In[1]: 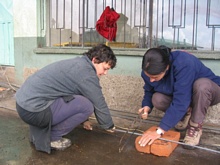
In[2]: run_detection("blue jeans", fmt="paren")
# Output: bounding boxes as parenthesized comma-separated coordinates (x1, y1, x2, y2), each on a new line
(50, 95, 94, 141)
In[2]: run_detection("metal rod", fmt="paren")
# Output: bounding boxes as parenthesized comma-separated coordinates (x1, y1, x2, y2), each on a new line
(118, 114, 142, 153)
(109, 109, 220, 133)
(114, 128, 220, 154)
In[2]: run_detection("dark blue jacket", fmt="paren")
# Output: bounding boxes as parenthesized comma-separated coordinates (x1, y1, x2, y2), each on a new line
(141, 51, 220, 131)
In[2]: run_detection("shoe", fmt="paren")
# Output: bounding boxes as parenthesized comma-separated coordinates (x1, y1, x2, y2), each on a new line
(183, 120, 202, 149)
(175, 107, 192, 131)
(50, 138, 72, 150)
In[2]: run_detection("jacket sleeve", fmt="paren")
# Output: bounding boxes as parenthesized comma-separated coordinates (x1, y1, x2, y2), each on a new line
(77, 75, 114, 129)
(159, 58, 196, 131)
(141, 71, 154, 111)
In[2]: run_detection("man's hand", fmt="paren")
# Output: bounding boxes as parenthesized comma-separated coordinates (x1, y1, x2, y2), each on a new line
(83, 120, 93, 131)
(138, 106, 151, 120)
(138, 130, 161, 146)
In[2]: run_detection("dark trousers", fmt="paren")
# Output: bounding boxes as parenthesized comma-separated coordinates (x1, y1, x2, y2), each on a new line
(50, 95, 94, 141)
(16, 103, 52, 153)
(151, 78, 220, 124)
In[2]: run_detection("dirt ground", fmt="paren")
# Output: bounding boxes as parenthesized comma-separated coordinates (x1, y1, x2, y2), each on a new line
(0, 87, 220, 165)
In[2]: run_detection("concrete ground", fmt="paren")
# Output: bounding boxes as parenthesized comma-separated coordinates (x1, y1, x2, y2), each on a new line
(0, 89, 220, 165)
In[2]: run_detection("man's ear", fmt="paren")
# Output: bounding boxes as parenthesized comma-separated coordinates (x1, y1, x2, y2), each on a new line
(92, 57, 99, 64)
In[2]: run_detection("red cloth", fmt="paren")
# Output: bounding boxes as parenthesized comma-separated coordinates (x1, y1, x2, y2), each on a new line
(96, 6, 120, 41)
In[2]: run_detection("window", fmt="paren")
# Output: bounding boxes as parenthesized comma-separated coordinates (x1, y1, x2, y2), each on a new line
(43, 0, 220, 50)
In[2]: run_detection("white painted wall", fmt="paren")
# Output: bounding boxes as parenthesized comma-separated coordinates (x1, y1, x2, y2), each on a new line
(13, 0, 37, 37)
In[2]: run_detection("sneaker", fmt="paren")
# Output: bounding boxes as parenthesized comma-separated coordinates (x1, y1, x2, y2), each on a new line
(175, 107, 192, 131)
(183, 120, 202, 149)
(50, 138, 72, 150)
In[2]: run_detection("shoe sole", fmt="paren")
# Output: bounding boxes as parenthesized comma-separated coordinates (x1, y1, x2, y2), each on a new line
(51, 143, 72, 151)
(182, 144, 196, 150)
(182, 140, 200, 150)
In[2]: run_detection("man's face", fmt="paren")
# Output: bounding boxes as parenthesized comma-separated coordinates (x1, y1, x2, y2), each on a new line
(92, 61, 111, 77)
(144, 65, 169, 82)
(144, 71, 166, 82)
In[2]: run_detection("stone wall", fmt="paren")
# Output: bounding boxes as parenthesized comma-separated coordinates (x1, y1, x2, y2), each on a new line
(1, 67, 220, 127)
(100, 74, 220, 127)
(0, 66, 16, 88)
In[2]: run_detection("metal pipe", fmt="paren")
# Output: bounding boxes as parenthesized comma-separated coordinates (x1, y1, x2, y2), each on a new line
(109, 109, 220, 133)
(114, 128, 220, 154)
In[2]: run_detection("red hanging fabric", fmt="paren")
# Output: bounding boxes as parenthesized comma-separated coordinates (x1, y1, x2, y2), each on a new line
(96, 6, 120, 41)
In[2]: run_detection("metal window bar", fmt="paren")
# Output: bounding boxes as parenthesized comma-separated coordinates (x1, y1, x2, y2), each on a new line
(191, 0, 198, 50)
(168, 0, 186, 49)
(40, 0, 45, 31)
(206, 0, 220, 51)
(46, 0, 220, 50)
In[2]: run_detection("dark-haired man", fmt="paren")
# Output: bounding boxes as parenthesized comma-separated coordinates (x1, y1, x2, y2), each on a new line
(16, 44, 117, 153)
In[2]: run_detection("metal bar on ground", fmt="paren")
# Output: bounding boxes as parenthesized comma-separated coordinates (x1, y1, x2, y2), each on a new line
(114, 128, 220, 154)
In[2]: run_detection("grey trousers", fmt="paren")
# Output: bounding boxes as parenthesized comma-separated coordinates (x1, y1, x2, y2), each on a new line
(50, 95, 94, 141)
(151, 78, 220, 124)
(16, 95, 94, 152)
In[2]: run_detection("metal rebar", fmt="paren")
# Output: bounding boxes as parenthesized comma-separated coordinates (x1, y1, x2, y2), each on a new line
(118, 114, 142, 153)
(114, 128, 220, 154)
(109, 109, 220, 133)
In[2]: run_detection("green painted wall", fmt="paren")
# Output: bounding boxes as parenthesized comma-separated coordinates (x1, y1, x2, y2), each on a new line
(14, 37, 220, 84)
(201, 60, 220, 75)
(0, 0, 14, 65)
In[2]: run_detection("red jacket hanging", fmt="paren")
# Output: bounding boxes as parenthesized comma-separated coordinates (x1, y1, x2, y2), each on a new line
(96, 6, 120, 41)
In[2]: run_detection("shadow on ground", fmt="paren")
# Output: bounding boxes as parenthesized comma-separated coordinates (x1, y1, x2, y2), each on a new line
(0, 88, 220, 165)
(0, 107, 220, 165)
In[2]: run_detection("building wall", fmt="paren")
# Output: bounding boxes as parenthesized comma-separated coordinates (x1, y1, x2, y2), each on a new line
(0, 0, 14, 65)
(12, 0, 220, 127)
(13, 47, 220, 127)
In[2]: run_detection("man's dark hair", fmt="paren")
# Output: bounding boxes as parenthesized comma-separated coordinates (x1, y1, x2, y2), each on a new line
(142, 45, 171, 75)
(84, 44, 117, 69)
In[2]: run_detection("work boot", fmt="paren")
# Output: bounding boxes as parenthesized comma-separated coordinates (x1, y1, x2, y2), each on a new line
(175, 107, 192, 131)
(51, 138, 72, 150)
(183, 120, 202, 149)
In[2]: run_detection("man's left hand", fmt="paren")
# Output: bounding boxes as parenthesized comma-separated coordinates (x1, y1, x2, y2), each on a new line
(138, 130, 161, 146)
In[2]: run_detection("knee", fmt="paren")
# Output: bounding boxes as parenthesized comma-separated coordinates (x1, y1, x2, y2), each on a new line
(84, 98, 94, 114)
(75, 95, 94, 114)
(152, 93, 163, 107)
(193, 78, 212, 93)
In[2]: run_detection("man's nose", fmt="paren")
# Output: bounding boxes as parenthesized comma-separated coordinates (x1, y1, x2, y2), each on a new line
(104, 70, 108, 75)
(150, 78, 155, 82)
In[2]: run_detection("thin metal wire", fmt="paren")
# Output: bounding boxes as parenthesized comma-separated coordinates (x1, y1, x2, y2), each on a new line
(88, 116, 220, 154)
(118, 114, 143, 153)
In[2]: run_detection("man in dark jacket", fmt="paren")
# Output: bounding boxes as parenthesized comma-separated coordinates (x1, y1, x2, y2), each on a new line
(138, 46, 220, 149)
(16, 44, 117, 153)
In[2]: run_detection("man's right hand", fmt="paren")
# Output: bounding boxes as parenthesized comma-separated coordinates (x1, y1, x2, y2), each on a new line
(83, 120, 93, 130)
(138, 106, 151, 120)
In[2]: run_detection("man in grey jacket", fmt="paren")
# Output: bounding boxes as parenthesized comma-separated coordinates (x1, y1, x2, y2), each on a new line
(16, 44, 117, 153)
